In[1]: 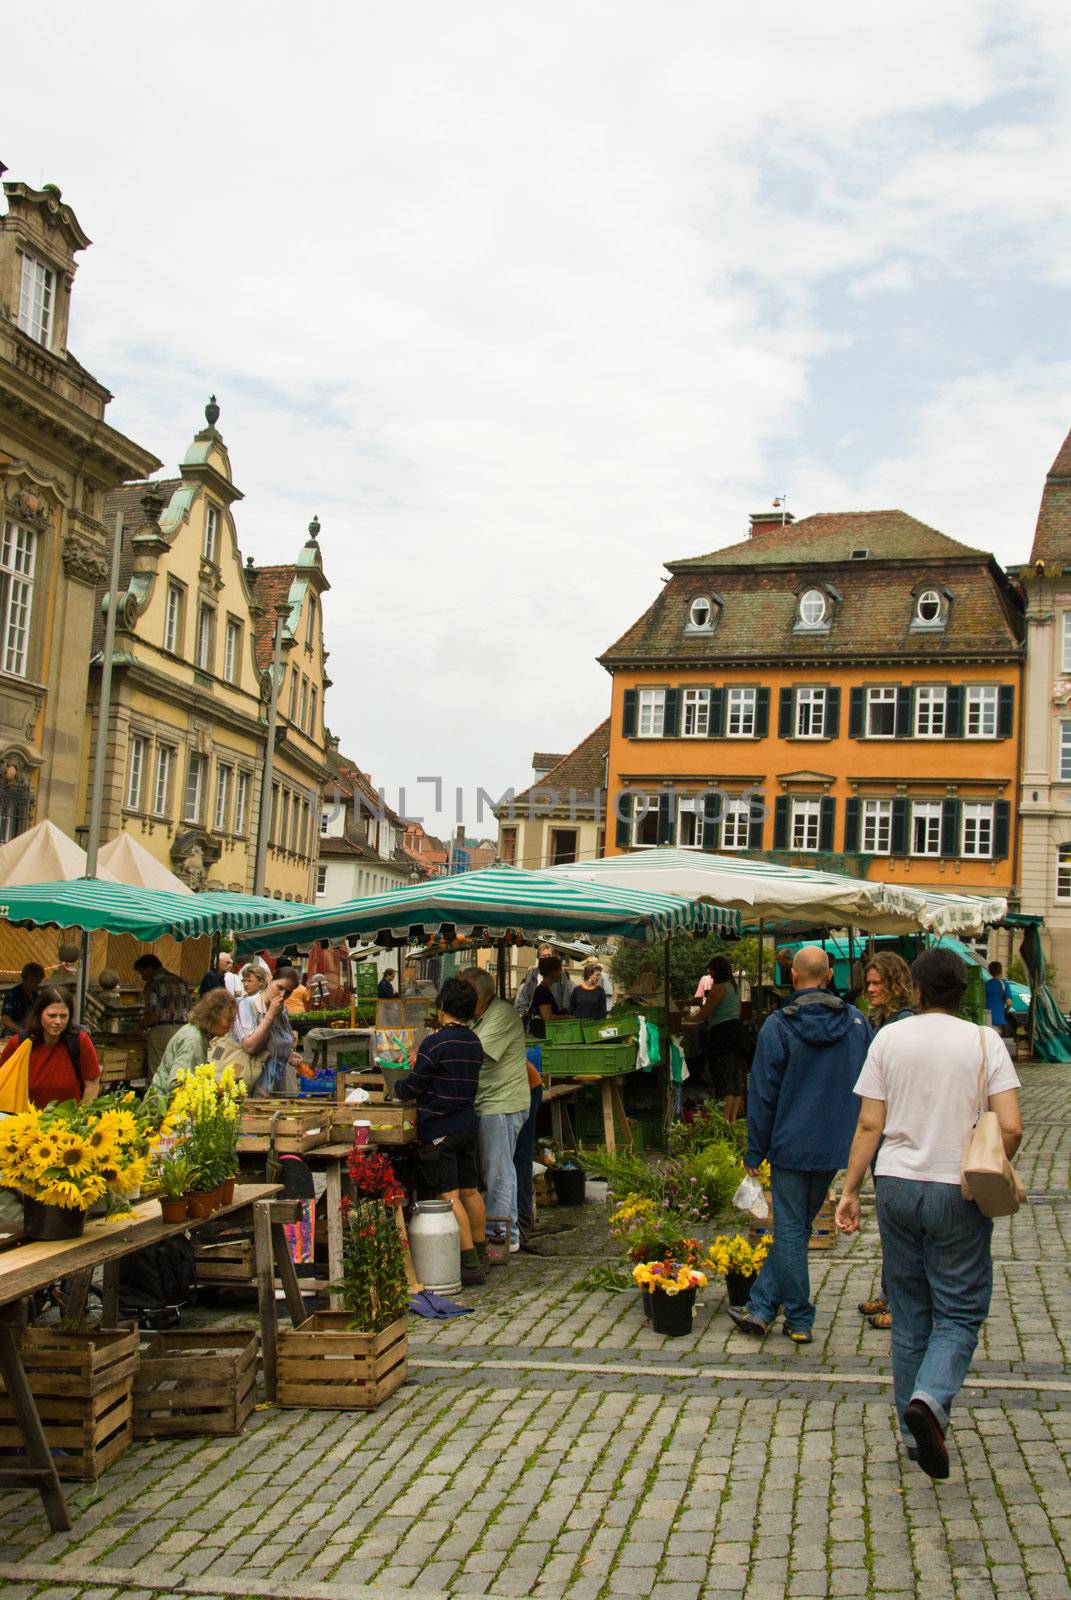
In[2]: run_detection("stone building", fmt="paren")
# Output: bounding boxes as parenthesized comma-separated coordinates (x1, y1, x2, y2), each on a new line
(496, 722, 610, 870)
(89, 401, 330, 900)
(0, 174, 159, 839)
(317, 752, 412, 904)
(1017, 425, 1071, 994)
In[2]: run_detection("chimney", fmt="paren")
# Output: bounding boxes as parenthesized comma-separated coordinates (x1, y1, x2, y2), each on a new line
(749, 509, 794, 537)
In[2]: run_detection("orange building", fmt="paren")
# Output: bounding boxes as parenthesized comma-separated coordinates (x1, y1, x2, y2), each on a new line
(600, 511, 1024, 900)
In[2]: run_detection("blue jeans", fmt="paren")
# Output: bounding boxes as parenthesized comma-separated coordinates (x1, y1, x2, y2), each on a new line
(479, 1110, 527, 1243)
(748, 1167, 835, 1333)
(877, 1176, 992, 1440)
(514, 1084, 543, 1226)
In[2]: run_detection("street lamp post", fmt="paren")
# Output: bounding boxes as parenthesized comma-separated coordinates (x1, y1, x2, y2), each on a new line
(253, 608, 287, 898)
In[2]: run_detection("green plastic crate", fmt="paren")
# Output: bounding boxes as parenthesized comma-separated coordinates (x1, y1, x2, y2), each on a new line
(539, 1039, 638, 1078)
(544, 1017, 584, 1044)
(581, 1016, 639, 1043)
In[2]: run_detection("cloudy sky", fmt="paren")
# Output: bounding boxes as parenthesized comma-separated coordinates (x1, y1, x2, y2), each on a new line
(7, 2, 1071, 838)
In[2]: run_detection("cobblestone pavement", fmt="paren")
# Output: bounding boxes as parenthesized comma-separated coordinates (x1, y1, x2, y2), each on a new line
(0, 1064, 1068, 1600)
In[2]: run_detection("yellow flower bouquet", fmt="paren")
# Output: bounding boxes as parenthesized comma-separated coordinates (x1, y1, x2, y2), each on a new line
(155, 1061, 247, 1216)
(0, 1090, 160, 1237)
(706, 1233, 771, 1280)
(631, 1260, 708, 1296)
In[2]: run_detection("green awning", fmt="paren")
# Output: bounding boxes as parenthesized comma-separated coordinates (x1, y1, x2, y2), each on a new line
(0, 879, 311, 942)
(234, 865, 740, 954)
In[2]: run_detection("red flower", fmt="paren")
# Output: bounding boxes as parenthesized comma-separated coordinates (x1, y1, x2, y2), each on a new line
(346, 1147, 404, 1205)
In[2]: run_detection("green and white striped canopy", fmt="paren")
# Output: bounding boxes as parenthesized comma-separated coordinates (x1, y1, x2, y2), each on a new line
(234, 865, 740, 955)
(547, 848, 1006, 936)
(0, 879, 312, 942)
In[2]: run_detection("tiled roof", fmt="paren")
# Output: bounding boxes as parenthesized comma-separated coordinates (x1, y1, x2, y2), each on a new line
(247, 565, 296, 671)
(532, 752, 565, 768)
(600, 569, 1021, 667)
(95, 479, 183, 650)
(1029, 426, 1071, 565)
(512, 719, 610, 807)
(669, 510, 987, 570)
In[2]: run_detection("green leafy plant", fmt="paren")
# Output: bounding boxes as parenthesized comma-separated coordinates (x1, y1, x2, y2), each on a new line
(334, 1196, 409, 1332)
(155, 1153, 191, 1200)
(668, 1103, 747, 1158)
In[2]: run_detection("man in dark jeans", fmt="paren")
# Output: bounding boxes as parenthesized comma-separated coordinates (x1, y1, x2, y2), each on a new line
(514, 1074, 544, 1248)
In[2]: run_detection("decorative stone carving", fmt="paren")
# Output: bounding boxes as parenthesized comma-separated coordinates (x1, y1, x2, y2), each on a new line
(170, 829, 222, 891)
(22, 695, 42, 741)
(62, 532, 108, 586)
(1052, 677, 1071, 709)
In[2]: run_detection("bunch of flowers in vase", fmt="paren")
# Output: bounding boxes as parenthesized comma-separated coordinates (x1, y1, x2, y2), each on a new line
(0, 1093, 160, 1238)
(706, 1233, 772, 1309)
(160, 1062, 247, 1216)
(335, 1148, 408, 1332)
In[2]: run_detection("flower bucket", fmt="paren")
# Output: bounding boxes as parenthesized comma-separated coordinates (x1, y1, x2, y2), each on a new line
(550, 1165, 586, 1206)
(651, 1286, 696, 1337)
(159, 1196, 189, 1224)
(21, 1198, 87, 1241)
(187, 1191, 215, 1219)
(725, 1271, 752, 1309)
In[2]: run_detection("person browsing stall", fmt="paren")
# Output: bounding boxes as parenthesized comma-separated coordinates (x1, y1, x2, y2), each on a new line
(460, 967, 532, 1257)
(149, 988, 238, 1099)
(1, 963, 45, 1036)
(0, 984, 101, 1107)
(856, 951, 916, 1332)
(395, 977, 487, 1286)
(526, 954, 571, 1039)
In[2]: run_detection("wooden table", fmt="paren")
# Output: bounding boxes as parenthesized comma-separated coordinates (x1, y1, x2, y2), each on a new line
(543, 1077, 633, 1152)
(0, 1183, 304, 1533)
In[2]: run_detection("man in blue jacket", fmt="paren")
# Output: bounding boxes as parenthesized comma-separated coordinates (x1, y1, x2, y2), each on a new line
(729, 945, 872, 1344)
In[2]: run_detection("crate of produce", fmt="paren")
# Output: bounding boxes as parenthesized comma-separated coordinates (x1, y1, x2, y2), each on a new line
(195, 1236, 256, 1285)
(94, 1040, 145, 1084)
(581, 1017, 639, 1043)
(540, 1039, 638, 1078)
(237, 1104, 329, 1154)
(277, 1314, 407, 1409)
(544, 1017, 583, 1044)
(134, 1328, 258, 1438)
(0, 1326, 139, 1481)
(332, 1100, 416, 1146)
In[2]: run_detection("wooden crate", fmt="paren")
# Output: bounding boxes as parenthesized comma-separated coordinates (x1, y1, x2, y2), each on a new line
(195, 1237, 256, 1285)
(237, 1103, 329, 1154)
(332, 1090, 417, 1146)
(134, 1328, 258, 1437)
(747, 1191, 837, 1252)
(94, 1040, 145, 1084)
(278, 1314, 407, 1410)
(0, 1326, 138, 1481)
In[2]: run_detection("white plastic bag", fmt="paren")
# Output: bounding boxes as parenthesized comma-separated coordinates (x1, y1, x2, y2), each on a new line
(344, 1087, 372, 1105)
(732, 1175, 770, 1220)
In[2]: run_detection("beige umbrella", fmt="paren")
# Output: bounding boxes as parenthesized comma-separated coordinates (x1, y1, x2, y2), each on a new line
(0, 820, 120, 886)
(97, 832, 193, 894)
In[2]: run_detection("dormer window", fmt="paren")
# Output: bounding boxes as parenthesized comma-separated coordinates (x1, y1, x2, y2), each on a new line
(798, 589, 828, 628)
(17, 254, 54, 347)
(910, 584, 950, 631)
(685, 594, 718, 634)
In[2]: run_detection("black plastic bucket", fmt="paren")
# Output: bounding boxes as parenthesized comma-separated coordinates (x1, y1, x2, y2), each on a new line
(550, 1165, 586, 1206)
(651, 1286, 696, 1337)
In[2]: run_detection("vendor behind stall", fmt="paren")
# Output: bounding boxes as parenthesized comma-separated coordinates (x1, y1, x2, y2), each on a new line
(0, 984, 101, 1107)
(569, 960, 608, 1020)
(135, 954, 191, 1075)
(395, 977, 486, 1285)
(526, 954, 571, 1039)
(1, 962, 44, 1036)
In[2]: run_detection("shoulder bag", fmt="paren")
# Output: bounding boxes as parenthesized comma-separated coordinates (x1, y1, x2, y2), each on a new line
(206, 1034, 266, 1092)
(961, 1027, 1025, 1217)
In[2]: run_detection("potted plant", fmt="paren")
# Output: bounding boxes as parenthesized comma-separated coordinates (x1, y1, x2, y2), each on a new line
(155, 1153, 192, 1222)
(706, 1233, 772, 1309)
(609, 1195, 701, 1317)
(632, 1260, 708, 1337)
(163, 1062, 247, 1213)
(278, 1147, 410, 1409)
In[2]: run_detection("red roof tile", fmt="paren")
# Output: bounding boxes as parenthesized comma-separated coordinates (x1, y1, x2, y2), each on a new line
(670, 510, 987, 570)
(512, 719, 610, 808)
(1029, 426, 1071, 565)
(247, 565, 297, 671)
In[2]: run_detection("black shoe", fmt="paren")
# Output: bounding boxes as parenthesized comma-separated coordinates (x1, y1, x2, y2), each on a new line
(903, 1400, 949, 1480)
(460, 1262, 486, 1286)
(727, 1306, 769, 1337)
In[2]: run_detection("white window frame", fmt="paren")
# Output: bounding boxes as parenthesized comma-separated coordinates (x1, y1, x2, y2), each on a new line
(1056, 845, 1071, 901)
(681, 688, 710, 738)
(0, 522, 37, 678)
(1062, 614, 1071, 674)
(234, 770, 250, 836)
(791, 798, 821, 851)
(795, 686, 826, 739)
(721, 798, 750, 852)
(915, 590, 943, 625)
(798, 589, 827, 627)
(961, 801, 994, 859)
(911, 800, 942, 858)
(637, 689, 666, 738)
(687, 596, 714, 631)
(631, 793, 663, 847)
(862, 798, 892, 855)
(126, 735, 147, 812)
(914, 686, 947, 739)
(1060, 724, 1071, 783)
(183, 754, 206, 824)
(965, 685, 998, 739)
(17, 254, 54, 346)
(153, 746, 174, 818)
(288, 669, 299, 721)
(726, 686, 756, 738)
(866, 686, 897, 739)
(224, 618, 241, 683)
(676, 796, 703, 849)
(203, 504, 220, 564)
(316, 865, 328, 896)
(164, 583, 182, 654)
(195, 606, 214, 672)
(213, 764, 233, 833)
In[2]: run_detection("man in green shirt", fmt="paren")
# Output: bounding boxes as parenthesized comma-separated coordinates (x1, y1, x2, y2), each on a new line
(460, 968, 531, 1255)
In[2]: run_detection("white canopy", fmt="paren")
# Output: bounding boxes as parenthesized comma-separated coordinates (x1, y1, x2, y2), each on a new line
(97, 832, 193, 894)
(0, 821, 119, 887)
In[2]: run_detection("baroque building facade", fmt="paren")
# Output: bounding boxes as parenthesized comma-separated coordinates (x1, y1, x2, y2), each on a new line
(0, 174, 159, 839)
(88, 402, 330, 899)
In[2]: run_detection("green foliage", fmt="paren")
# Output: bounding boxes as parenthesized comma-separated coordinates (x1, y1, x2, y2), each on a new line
(1008, 955, 1052, 986)
(579, 1145, 665, 1201)
(688, 1142, 745, 1213)
(570, 1265, 633, 1294)
(667, 1103, 747, 1158)
(611, 935, 761, 998)
(334, 1197, 410, 1333)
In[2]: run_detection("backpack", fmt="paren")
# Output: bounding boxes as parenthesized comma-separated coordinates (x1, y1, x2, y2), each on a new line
(20, 1027, 83, 1092)
(117, 1235, 197, 1326)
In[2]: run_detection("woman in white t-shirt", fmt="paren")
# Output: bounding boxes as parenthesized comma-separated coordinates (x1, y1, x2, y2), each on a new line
(836, 947, 1022, 1482)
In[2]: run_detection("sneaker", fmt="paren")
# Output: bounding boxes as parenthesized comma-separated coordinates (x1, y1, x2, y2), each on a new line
(727, 1306, 769, 1337)
(509, 1239, 520, 1254)
(903, 1399, 950, 1481)
(782, 1324, 814, 1345)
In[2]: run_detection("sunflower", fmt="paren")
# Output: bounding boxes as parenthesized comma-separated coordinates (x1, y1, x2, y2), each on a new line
(86, 1123, 117, 1161)
(53, 1134, 93, 1177)
(39, 1178, 87, 1208)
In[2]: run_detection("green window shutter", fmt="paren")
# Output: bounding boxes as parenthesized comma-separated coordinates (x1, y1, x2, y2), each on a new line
(819, 796, 836, 852)
(993, 800, 1011, 860)
(778, 688, 793, 737)
(843, 795, 861, 852)
(702, 792, 721, 851)
(849, 687, 864, 738)
(945, 685, 964, 738)
(614, 792, 632, 848)
(657, 792, 674, 845)
(708, 687, 725, 738)
(748, 796, 764, 850)
(773, 796, 789, 850)
(825, 687, 840, 740)
(663, 688, 680, 738)
(941, 798, 961, 857)
(997, 686, 1014, 739)
(622, 689, 637, 738)
(891, 796, 909, 855)
(754, 686, 770, 739)
(895, 687, 913, 738)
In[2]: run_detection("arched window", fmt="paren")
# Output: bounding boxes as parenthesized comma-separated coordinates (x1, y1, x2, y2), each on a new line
(916, 589, 942, 625)
(798, 589, 827, 627)
(688, 596, 712, 629)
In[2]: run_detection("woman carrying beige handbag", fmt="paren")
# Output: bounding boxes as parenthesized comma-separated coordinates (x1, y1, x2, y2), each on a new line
(836, 947, 1023, 1482)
